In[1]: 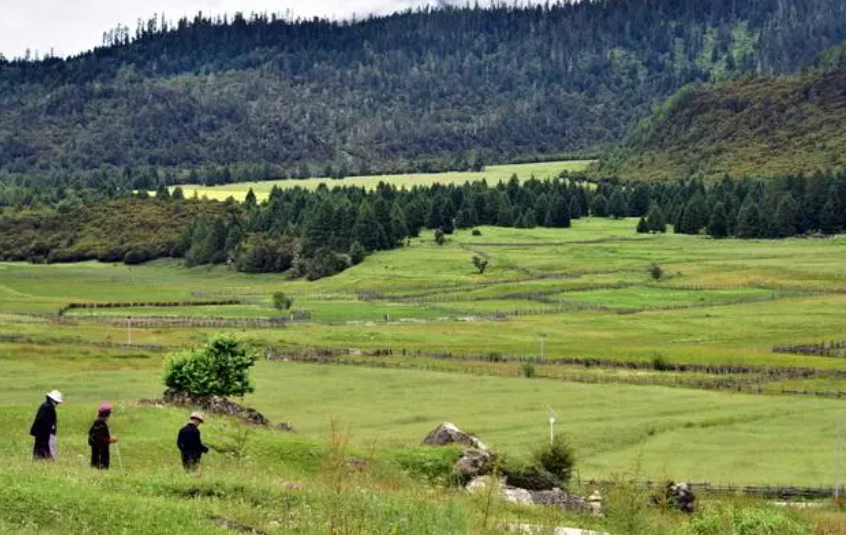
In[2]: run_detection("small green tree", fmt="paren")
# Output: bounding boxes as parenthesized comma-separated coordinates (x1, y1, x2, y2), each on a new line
(272, 291, 293, 310)
(472, 255, 489, 274)
(349, 241, 367, 265)
(532, 433, 575, 488)
(645, 203, 666, 233)
(164, 334, 258, 397)
(636, 217, 649, 233)
(590, 194, 609, 217)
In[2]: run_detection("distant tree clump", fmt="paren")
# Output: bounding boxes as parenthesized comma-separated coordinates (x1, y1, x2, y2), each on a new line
(272, 291, 293, 311)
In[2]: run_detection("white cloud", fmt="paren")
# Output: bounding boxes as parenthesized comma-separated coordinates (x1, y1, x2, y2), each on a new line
(0, 0, 456, 59)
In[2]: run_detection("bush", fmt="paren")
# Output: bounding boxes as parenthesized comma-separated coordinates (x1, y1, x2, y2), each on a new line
(164, 333, 258, 397)
(520, 362, 536, 378)
(532, 433, 575, 488)
(649, 263, 664, 280)
(651, 354, 673, 371)
(471, 229, 482, 236)
(434, 228, 446, 246)
(504, 466, 560, 490)
(272, 291, 293, 310)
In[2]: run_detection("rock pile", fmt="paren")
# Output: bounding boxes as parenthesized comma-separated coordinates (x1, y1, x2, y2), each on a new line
(139, 389, 295, 431)
(422, 422, 587, 513)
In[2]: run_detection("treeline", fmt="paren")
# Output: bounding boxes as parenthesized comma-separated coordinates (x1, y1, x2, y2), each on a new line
(2, 0, 846, 176)
(0, 177, 588, 278)
(1, 171, 844, 279)
(631, 173, 846, 238)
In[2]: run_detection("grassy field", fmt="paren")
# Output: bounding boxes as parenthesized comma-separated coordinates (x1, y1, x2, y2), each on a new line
(171, 160, 593, 201)
(2, 219, 846, 534)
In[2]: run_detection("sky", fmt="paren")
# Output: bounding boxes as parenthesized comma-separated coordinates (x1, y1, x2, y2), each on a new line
(0, 0, 457, 59)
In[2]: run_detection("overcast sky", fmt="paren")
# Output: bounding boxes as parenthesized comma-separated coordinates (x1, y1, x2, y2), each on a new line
(0, 0, 458, 59)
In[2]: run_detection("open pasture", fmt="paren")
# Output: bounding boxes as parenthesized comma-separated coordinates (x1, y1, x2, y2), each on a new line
(171, 160, 593, 201)
(1, 219, 845, 370)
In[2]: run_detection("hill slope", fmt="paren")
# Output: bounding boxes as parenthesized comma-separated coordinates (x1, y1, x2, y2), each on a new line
(2, 0, 846, 179)
(597, 49, 846, 181)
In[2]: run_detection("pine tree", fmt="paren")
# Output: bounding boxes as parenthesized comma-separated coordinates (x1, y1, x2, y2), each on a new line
(590, 194, 609, 217)
(707, 202, 729, 239)
(820, 186, 845, 235)
(629, 185, 651, 217)
(772, 194, 798, 238)
(568, 197, 583, 219)
(636, 217, 649, 233)
(645, 204, 666, 233)
(608, 190, 628, 219)
(680, 193, 708, 235)
(736, 201, 762, 239)
(244, 188, 257, 208)
(352, 201, 387, 250)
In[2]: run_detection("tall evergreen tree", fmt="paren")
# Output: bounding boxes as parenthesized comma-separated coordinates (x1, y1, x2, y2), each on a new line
(707, 202, 729, 239)
(646, 203, 667, 233)
(736, 201, 762, 239)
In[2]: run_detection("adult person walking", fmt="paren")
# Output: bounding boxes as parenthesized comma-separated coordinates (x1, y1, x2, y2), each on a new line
(30, 390, 62, 461)
(88, 403, 118, 469)
(177, 412, 209, 473)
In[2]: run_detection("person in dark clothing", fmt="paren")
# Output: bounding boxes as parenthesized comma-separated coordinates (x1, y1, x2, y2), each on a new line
(30, 390, 62, 461)
(177, 412, 209, 471)
(88, 403, 118, 469)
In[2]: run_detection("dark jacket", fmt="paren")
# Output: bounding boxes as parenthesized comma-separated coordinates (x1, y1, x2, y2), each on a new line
(30, 400, 57, 440)
(177, 423, 209, 465)
(88, 418, 112, 469)
(88, 418, 111, 447)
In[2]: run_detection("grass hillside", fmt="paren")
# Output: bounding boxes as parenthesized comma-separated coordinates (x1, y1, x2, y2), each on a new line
(597, 54, 846, 181)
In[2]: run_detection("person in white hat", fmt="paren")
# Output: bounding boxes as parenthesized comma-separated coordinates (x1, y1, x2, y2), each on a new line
(177, 412, 209, 471)
(30, 390, 63, 460)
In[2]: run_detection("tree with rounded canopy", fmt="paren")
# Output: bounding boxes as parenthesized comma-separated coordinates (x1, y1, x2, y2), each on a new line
(164, 334, 258, 397)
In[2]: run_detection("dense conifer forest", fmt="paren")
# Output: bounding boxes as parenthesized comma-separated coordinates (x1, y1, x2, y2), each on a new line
(2, 171, 843, 277)
(2, 0, 846, 179)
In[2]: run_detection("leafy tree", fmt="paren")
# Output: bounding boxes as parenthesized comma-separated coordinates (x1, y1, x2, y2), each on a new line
(164, 334, 258, 397)
(272, 291, 293, 310)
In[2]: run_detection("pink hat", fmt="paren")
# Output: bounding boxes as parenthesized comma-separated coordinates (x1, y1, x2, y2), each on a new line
(98, 403, 113, 414)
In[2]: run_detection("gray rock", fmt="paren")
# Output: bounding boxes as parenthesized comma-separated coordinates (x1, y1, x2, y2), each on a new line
(422, 422, 488, 450)
(454, 448, 493, 477)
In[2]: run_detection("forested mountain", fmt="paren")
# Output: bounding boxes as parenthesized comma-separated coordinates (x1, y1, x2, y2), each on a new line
(2, 0, 846, 182)
(597, 44, 846, 182)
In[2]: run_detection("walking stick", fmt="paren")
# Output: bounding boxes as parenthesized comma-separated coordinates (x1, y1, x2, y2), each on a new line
(114, 443, 126, 475)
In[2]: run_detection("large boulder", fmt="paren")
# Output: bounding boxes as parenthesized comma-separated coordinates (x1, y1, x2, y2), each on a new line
(139, 390, 295, 431)
(422, 422, 488, 451)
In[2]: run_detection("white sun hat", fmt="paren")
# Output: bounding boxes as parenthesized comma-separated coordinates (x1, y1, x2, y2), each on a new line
(46, 390, 64, 404)
(189, 412, 205, 422)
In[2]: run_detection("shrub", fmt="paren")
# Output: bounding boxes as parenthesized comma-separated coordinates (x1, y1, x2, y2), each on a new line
(164, 333, 258, 397)
(472, 255, 488, 274)
(471, 229, 482, 236)
(504, 466, 560, 490)
(434, 228, 446, 246)
(272, 291, 293, 310)
(349, 241, 367, 265)
(651, 354, 673, 371)
(532, 433, 575, 488)
(520, 362, 536, 378)
(649, 263, 664, 280)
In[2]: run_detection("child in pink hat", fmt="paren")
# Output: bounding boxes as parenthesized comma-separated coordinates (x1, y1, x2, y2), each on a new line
(88, 403, 118, 469)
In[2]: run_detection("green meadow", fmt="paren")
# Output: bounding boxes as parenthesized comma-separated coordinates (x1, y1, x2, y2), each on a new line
(2, 217, 846, 534)
(171, 160, 593, 201)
